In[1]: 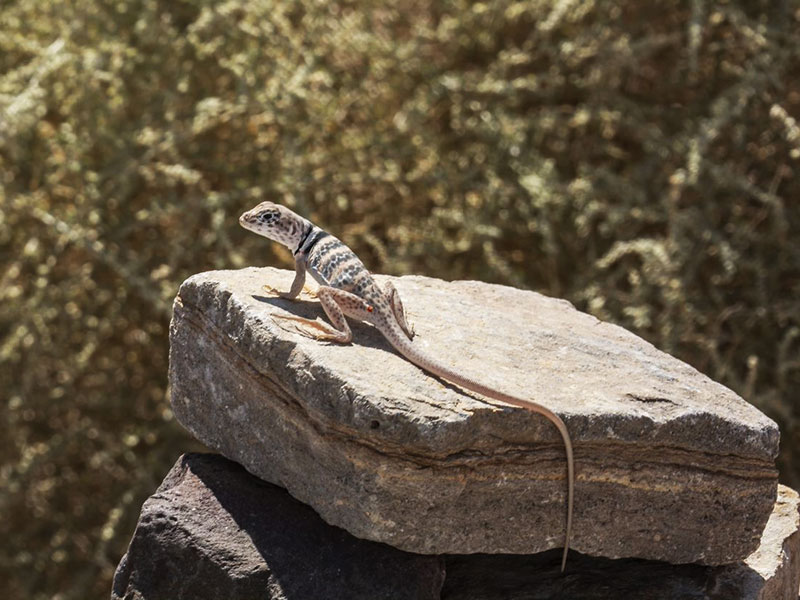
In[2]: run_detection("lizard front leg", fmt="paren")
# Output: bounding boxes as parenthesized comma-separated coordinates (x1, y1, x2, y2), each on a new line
(263, 256, 308, 299)
(384, 281, 415, 340)
(273, 286, 374, 343)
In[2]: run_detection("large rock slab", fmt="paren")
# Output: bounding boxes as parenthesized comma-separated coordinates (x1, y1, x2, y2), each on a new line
(442, 485, 800, 599)
(169, 267, 779, 563)
(111, 453, 444, 600)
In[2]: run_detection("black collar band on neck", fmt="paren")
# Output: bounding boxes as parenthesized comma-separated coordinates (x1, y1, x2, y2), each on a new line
(293, 223, 314, 256)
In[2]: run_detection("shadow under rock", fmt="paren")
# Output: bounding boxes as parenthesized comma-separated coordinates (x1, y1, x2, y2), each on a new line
(442, 549, 766, 600)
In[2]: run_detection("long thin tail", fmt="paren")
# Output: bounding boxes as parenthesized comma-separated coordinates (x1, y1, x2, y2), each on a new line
(387, 324, 574, 572)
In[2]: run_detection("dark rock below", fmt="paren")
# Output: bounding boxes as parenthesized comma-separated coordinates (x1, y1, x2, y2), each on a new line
(111, 453, 444, 600)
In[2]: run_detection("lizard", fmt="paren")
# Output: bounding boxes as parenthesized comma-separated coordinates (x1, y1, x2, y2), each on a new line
(239, 201, 575, 571)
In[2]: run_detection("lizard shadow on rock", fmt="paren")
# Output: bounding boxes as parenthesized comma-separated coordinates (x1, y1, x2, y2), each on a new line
(251, 294, 484, 402)
(252, 294, 391, 351)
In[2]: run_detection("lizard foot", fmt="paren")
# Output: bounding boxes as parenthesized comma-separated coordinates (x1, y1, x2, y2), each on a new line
(262, 284, 317, 301)
(262, 284, 292, 299)
(271, 314, 349, 343)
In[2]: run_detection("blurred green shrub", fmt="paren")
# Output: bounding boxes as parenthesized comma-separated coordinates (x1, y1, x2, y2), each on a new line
(1, 0, 798, 597)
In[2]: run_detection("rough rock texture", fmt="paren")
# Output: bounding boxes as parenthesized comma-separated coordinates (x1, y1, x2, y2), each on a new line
(442, 485, 800, 600)
(111, 453, 444, 600)
(727, 484, 800, 600)
(169, 267, 779, 563)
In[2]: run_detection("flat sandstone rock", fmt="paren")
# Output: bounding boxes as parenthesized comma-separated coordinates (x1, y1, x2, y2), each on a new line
(169, 267, 779, 563)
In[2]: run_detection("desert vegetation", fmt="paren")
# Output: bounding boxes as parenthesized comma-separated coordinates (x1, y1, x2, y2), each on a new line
(1, 1, 798, 597)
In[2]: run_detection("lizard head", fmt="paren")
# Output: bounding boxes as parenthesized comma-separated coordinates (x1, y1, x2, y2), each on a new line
(239, 201, 311, 250)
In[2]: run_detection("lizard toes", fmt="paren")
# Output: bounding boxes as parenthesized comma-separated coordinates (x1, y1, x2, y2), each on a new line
(262, 284, 283, 297)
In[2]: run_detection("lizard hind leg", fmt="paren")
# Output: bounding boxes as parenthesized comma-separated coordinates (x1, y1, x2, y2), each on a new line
(272, 286, 372, 344)
(384, 281, 415, 340)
